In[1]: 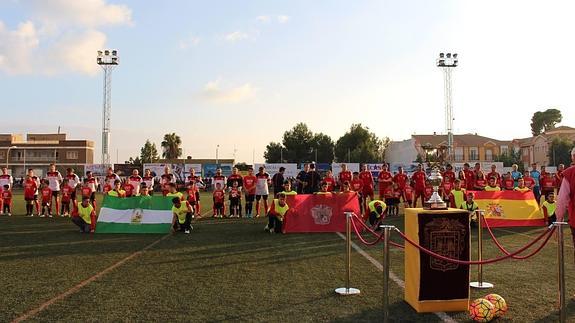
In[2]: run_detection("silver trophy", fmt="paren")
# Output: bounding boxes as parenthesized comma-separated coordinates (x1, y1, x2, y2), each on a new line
(425, 167, 447, 209)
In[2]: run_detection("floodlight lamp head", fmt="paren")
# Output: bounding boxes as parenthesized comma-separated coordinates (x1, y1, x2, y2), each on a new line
(453, 53, 458, 59)
(446, 53, 451, 58)
(439, 53, 445, 58)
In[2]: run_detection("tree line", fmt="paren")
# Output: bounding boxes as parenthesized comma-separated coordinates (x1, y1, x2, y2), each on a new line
(264, 123, 390, 164)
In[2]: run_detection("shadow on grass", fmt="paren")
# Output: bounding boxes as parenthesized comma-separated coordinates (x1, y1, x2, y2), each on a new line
(330, 300, 453, 323)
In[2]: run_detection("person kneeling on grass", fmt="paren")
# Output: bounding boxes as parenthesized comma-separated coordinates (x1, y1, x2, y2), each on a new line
(71, 197, 95, 233)
(171, 197, 193, 234)
(368, 200, 386, 227)
(461, 192, 479, 227)
(265, 192, 289, 233)
(542, 192, 556, 225)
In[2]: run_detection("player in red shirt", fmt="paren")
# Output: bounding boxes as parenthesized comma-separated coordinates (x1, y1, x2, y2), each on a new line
(502, 172, 515, 191)
(377, 164, 393, 200)
(40, 180, 53, 217)
(556, 164, 565, 193)
(441, 178, 454, 201)
(442, 164, 456, 184)
(81, 179, 93, 200)
(522, 171, 535, 189)
(1, 185, 12, 216)
(186, 181, 200, 218)
(423, 180, 434, 201)
(60, 179, 73, 216)
(474, 172, 487, 191)
(23, 174, 38, 216)
(411, 164, 427, 207)
(391, 184, 402, 216)
(462, 163, 475, 191)
(123, 181, 135, 197)
(403, 183, 414, 208)
(212, 183, 226, 217)
(323, 170, 336, 192)
(359, 164, 374, 212)
(486, 164, 501, 186)
(338, 164, 353, 190)
(349, 172, 364, 214)
(229, 181, 242, 217)
(243, 167, 257, 218)
(26, 169, 41, 215)
(540, 172, 555, 202)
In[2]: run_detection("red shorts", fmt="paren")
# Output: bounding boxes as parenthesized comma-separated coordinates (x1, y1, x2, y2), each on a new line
(362, 187, 374, 197)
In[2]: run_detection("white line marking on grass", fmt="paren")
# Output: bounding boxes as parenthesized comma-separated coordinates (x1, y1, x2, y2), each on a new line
(336, 232, 457, 323)
(11, 234, 170, 323)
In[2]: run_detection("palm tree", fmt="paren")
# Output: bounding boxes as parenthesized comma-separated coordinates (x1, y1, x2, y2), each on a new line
(161, 133, 182, 159)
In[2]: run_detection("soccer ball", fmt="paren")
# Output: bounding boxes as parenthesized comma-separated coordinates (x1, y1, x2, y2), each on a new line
(468, 298, 495, 322)
(484, 293, 508, 318)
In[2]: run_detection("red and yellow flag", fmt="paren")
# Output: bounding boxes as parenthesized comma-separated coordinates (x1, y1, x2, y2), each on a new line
(473, 191, 545, 227)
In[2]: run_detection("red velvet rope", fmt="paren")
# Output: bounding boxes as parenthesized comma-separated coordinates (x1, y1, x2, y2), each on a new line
(482, 215, 555, 260)
(396, 226, 556, 265)
(350, 216, 386, 246)
(351, 214, 405, 249)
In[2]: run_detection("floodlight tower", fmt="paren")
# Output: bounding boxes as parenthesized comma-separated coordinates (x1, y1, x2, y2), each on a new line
(436, 52, 458, 161)
(97, 49, 119, 166)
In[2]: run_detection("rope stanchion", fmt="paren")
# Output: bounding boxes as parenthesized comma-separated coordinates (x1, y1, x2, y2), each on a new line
(555, 221, 568, 323)
(396, 225, 556, 265)
(470, 210, 494, 289)
(335, 212, 360, 296)
(380, 225, 394, 323)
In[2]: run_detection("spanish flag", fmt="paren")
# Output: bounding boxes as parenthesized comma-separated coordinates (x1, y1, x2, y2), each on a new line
(473, 191, 545, 227)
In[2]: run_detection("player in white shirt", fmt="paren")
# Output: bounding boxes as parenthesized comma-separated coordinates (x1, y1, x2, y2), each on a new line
(255, 166, 271, 217)
(0, 167, 13, 190)
(142, 169, 155, 194)
(65, 168, 80, 201)
(128, 169, 143, 196)
(45, 163, 63, 215)
(105, 167, 121, 192)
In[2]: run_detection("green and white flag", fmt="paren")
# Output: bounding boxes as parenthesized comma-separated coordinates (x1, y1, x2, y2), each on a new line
(96, 195, 173, 233)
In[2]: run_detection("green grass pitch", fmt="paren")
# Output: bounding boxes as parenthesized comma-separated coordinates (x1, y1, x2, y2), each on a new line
(2, 191, 575, 321)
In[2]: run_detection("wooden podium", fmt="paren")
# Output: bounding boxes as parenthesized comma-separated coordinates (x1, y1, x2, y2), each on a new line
(404, 208, 470, 312)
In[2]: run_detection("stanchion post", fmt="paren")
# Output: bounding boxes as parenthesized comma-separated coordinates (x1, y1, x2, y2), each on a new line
(470, 210, 494, 289)
(381, 225, 395, 323)
(335, 212, 360, 295)
(555, 221, 567, 323)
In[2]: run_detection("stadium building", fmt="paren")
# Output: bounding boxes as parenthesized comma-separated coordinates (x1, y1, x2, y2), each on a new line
(0, 133, 94, 178)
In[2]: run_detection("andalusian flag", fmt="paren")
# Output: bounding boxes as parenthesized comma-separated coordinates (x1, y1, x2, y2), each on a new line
(96, 195, 173, 233)
(473, 191, 545, 227)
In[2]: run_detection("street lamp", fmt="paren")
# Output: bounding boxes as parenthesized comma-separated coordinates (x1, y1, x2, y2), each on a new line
(437, 52, 458, 162)
(6, 145, 17, 168)
(216, 145, 220, 165)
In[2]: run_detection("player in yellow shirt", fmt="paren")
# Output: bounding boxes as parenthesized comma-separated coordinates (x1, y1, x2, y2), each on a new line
(541, 192, 556, 225)
(166, 183, 184, 200)
(171, 197, 193, 234)
(514, 178, 530, 193)
(107, 180, 126, 197)
(484, 177, 501, 191)
(71, 197, 95, 233)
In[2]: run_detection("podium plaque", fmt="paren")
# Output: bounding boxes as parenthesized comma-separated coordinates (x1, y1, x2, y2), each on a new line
(404, 208, 470, 312)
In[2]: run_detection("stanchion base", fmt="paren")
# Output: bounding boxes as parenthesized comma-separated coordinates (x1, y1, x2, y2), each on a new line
(335, 287, 361, 295)
(470, 282, 494, 289)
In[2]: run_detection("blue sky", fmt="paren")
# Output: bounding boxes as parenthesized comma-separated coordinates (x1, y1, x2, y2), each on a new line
(1, 0, 574, 163)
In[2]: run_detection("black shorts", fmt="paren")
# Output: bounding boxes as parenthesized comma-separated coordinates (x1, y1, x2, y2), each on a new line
(385, 198, 395, 206)
(33, 194, 38, 201)
(214, 202, 224, 209)
(187, 199, 197, 206)
(256, 195, 268, 201)
(71, 190, 77, 200)
(52, 190, 60, 197)
(90, 192, 96, 202)
(25, 197, 35, 202)
(195, 191, 200, 201)
(230, 197, 240, 206)
(246, 194, 255, 202)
